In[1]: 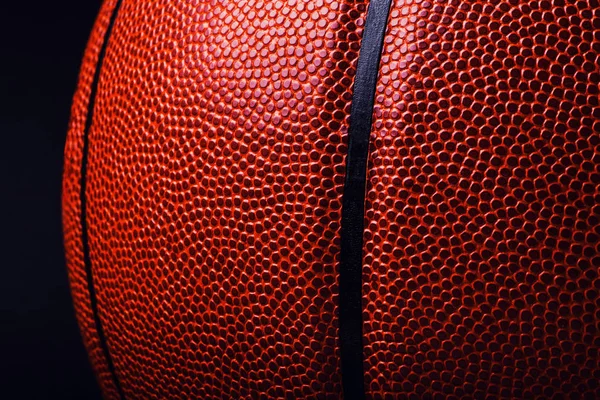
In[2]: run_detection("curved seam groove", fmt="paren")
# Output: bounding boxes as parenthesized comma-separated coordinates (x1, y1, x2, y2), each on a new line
(80, 1, 125, 398)
(339, 0, 394, 399)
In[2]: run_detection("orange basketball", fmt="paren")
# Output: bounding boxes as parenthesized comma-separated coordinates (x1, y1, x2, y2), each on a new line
(63, 0, 600, 398)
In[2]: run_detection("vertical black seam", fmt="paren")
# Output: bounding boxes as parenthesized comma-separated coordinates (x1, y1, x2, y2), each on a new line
(80, 0, 125, 398)
(339, 0, 393, 399)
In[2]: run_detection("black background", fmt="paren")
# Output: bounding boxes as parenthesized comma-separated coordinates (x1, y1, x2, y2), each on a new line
(1, 1, 103, 399)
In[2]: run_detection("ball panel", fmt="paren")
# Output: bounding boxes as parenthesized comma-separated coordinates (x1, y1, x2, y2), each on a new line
(62, 0, 123, 398)
(363, 0, 600, 398)
(79, 0, 366, 398)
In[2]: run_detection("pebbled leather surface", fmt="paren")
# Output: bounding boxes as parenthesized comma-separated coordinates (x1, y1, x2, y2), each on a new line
(65, 0, 366, 398)
(363, 0, 600, 398)
(63, 0, 600, 399)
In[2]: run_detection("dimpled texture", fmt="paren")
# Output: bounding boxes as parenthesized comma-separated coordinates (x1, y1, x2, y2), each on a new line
(363, 0, 600, 399)
(64, 0, 366, 398)
(62, 0, 600, 399)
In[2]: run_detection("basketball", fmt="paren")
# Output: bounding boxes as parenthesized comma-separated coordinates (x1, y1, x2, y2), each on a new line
(63, 0, 600, 398)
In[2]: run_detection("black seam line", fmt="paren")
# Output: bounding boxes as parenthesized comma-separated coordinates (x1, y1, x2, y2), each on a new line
(81, 0, 125, 398)
(339, 0, 393, 399)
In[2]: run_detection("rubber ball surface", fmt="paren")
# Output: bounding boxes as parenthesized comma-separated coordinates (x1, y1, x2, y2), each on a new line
(62, 0, 600, 399)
